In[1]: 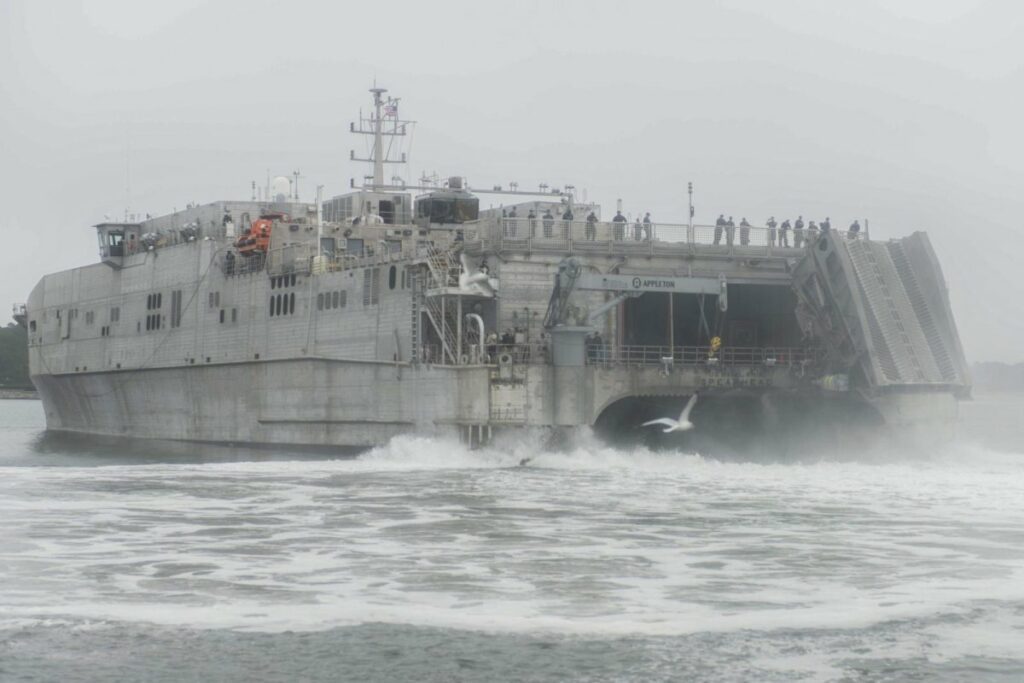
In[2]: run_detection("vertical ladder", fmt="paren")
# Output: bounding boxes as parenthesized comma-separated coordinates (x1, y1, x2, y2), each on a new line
(410, 272, 422, 363)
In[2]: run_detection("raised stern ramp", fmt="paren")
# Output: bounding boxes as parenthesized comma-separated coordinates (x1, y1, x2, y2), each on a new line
(793, 232, 970, 394)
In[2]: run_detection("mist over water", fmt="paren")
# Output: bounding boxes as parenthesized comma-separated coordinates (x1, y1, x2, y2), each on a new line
(1, 397, 1023, 682)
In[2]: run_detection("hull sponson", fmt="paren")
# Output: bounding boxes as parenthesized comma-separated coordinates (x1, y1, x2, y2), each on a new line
(33, 360, 490, 447)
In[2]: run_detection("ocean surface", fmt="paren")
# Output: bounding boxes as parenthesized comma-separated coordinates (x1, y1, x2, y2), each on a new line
(1, 395, 1023, 682)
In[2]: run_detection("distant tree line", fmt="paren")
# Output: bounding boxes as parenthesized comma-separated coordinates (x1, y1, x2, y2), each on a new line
(0, 323, 30, 388)
(971, 362, 1024, 392)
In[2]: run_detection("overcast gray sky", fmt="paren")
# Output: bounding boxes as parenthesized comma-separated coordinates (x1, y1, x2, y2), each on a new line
(2, 0, 1022, 362)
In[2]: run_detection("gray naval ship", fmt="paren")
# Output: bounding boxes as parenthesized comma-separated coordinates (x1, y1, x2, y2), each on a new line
(21, 87, 971, 452)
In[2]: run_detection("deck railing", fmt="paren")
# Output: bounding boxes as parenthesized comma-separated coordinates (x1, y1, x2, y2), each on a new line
(585, 344, 822, 367)
(418, 342, 820, 368)
(476, 217, 867, 256)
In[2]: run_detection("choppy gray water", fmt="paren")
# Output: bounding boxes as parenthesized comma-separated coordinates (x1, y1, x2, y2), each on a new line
(2, 396, 1023, 682)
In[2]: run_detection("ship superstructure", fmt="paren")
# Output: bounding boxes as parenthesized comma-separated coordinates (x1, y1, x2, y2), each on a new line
(21, 88, 971, 450)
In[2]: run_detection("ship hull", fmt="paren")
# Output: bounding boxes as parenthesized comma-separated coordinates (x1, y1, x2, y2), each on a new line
(33, 359, 489, 448)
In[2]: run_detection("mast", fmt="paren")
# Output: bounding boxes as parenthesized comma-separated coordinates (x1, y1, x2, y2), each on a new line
(350, 86, 413, 191)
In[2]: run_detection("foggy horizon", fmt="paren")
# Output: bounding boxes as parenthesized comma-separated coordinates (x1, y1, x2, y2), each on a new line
(3, 0, 1023, 362)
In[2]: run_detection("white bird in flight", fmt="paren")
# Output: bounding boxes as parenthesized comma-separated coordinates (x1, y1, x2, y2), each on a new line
(642, 394, 699, 433)
(459, 253, 494, 297)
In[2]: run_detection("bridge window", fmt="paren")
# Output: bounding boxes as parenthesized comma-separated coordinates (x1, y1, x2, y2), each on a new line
(389, 266, 397, 290)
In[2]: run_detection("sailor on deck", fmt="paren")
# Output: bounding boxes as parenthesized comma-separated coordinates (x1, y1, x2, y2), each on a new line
(612, 211, 627, 241)
(714, 214, 726, 244)
(585, 211, 597, 240)
(779, 219, 791, 247)
(542, 209, 554, 237)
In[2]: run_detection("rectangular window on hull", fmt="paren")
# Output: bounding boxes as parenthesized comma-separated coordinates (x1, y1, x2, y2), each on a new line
(170, 290, 183, 328)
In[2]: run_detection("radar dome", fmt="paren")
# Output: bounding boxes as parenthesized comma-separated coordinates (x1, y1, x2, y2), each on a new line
(272, 176, 291, 202)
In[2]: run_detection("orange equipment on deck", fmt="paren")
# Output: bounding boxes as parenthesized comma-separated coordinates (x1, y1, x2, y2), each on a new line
(234, 212, 285, 256)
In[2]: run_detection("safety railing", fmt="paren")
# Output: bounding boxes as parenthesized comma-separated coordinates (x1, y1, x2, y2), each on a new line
(489, 342, 551, 365)
(484, 217, 867, 256)
(415, 342, 550, 366)
(585, 345, 823, 367)
(256, 242, 417, 276)
(221, 251, 266, 276)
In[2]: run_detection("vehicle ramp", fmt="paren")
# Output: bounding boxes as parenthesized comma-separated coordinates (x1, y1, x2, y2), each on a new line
(791, 232, 970, 394)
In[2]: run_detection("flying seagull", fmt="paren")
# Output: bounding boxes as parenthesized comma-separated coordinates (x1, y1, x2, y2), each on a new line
(642, 394, 698, 433)
(459, 253, 494, 297)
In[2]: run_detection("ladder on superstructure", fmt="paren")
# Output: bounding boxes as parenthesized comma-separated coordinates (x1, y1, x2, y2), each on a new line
(412, 247, 463, 365)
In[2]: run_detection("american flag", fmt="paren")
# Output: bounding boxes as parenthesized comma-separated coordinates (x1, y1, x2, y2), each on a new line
(383, 104, 398, 117)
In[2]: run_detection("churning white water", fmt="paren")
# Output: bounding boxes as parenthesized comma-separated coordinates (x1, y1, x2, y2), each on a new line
(1, 397, 1023, 682)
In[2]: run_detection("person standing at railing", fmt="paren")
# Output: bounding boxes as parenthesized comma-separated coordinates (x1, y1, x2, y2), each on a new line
(820, 217, 831, 234)
(766, 216, 777, 246)
(739, 217, 751, 245)
(527, 209, 537, 237)
(585, 211, 597, 240)
(793, 216, 805, 248)
(643, 212, 652, 240)
(542, 209, 554, 238)
(561, 207, 574, 239)
(726, 216, 736, 246)
(779, 218, 790, 247)
(807, 220, 819, 244)
(714, 214, 726, 244)
(486, 332, 498, 361)
(508, 207, 518, 237)
(848, 219, 860, 239)
(612, 211, 627, 240)
(633, 217, 643, 241)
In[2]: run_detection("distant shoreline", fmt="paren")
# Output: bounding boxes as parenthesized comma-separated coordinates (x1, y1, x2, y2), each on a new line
(0, 389, 38, 400)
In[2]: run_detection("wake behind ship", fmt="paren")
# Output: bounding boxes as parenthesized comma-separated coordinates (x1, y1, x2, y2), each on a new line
(19, 87, 971, 451)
